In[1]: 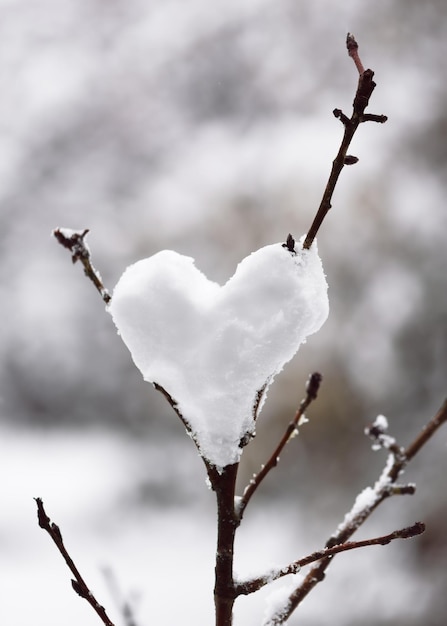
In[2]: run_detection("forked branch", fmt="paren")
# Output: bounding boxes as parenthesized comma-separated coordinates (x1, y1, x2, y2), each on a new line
(265, 398, 447, 625)
(302, 33, 387, 250)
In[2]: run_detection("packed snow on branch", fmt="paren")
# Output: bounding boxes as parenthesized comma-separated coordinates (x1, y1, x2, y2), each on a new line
(109, 237, 329, 469)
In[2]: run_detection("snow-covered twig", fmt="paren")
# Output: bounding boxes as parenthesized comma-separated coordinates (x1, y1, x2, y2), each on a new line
(302, 33, 387, 250)
(237, 372, 322, 521)
(35, 498, 117, 626)
(265, 398, 447, 625)
(236, 522, 424, 596)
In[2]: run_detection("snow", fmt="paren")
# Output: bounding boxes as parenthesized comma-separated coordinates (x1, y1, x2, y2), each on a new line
(108, 238, 328, 469)
(290, 412, 310, 439)
(262, 574, 303, 626)
(367, 414, 398, 451)
(336, 453, 395, 535)
(373, 414, 388, 431)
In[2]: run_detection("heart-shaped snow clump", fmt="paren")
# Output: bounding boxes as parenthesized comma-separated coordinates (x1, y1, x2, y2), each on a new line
(108, 238, 328, 470)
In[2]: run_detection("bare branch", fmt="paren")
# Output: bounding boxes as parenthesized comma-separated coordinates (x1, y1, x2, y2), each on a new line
(53, 228, 111, 304)
(236, 522, 424, 596)
(346, 32, 365, 74)
(35, 498, 117, 626)
(237, 372, 322, 521)
(302, 34, 388, 251)
(403, 398, 447, 464)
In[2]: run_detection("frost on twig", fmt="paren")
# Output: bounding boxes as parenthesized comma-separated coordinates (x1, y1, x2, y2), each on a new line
(265, 399, 447, 624)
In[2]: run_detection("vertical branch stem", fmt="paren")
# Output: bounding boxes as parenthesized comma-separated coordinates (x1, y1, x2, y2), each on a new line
(209, 464, 239, 626)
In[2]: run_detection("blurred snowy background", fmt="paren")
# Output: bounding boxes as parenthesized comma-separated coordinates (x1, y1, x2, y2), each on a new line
(1, 0, 446, 624)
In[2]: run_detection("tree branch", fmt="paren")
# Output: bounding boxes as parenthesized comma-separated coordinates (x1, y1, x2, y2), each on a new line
(236, 522, 424, 596)
(210, 464, 239, 626)
(53, 228, 111, 304)
(302, 33, 387, 251)
(265, 397, 447, 624)
(35, 498, 116, 626)
(403, 398, 447, 465)
(237, 372, 322, 522)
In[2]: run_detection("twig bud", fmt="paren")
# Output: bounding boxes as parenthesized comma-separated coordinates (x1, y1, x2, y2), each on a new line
(306, 372, 322, 400)
(344, 155, 359, 165)
(282, 233, 296, 254)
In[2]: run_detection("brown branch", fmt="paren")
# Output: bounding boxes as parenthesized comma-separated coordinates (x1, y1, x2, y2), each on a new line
(35, 498, 117, 626)
(210, 464, 239, 626)
(53, 228, 111, 304)
(302, 34, 387, 251)
(403, 398, 447, 465)
(237, 373, 322, 522)
(346, 32, 365, 74)
(266, 397, 447, 624)
(236, 522, 425, 596)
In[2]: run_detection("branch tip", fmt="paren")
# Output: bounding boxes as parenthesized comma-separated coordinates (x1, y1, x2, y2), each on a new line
(282, 233, 296, 254)
(35, 497, 50, 529)
(400, 521, 425, 539)
(346, 33, 365, 74)
(362, 113, 388, 124)
(306, 372, 322, 401)
(53, 227, 111, 305)
(346, 32, 358, 53)
(35, 498, 116, 626)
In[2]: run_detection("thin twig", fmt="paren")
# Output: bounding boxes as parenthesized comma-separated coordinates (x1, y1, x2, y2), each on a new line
(102, 567, 140, 626)
(53, 228, 111, 304)
(266, 398, 447, 624)
(236, 521, 424, 596)
(302, 33, 387, 250)
(403, 398, 447, 465)
(346, 32, 365, 74)
(237, 373, 322, 522)
(35, 498, 116, 626)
